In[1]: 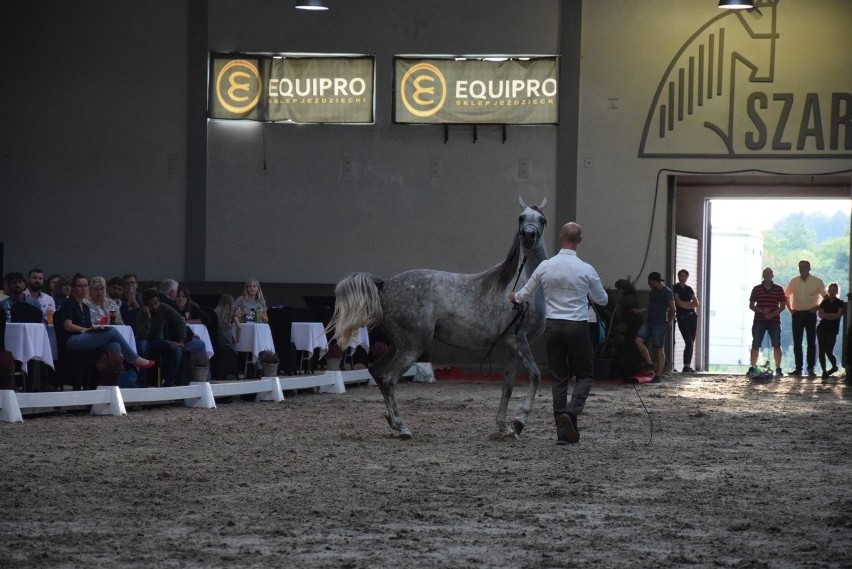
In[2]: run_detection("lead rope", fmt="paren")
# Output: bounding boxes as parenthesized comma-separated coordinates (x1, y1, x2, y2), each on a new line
(632, 383, 654, 445)
(480, 256, 528, 375)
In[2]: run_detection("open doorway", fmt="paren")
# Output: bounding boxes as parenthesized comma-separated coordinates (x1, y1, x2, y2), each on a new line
(707, 198, 850, 373)
(672, 174, 852, 374)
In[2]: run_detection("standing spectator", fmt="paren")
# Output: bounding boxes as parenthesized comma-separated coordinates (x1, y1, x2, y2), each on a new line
(23, 268, 56, 321)
(817, 282, 844, 378)
(672, 269, 699, 373)
(633, 272, 676, 378)
(747, 267, 787, 378)
(234, 278, 269, 323)
(509, 222, 608, 445)
(785, 260, 827, 377)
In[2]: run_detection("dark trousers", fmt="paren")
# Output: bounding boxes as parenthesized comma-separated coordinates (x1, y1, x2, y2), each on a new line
(138, 339, 182, 386)
(545, 319, 594, 422)
(817, 326, 838, 372)
(791, 311, 817, 371)
(676, 312, 697, 367)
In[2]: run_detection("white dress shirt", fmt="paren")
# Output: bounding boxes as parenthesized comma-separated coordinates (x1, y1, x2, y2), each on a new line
(513, 249, 608, 321)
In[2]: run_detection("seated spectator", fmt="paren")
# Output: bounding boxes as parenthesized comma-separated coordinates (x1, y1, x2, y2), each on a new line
(56, 273, 154, 368)
(136, 290, 207, 386)
(23, 268, 56, 321)
(107, 277, 125, 312)
(46, 273, 61, 298)
(122, 273, 143, 312)
(234, 278, 269, 323)
(52, 275, 72, 305)
(175, 285, 211, 327)
(213, 294, 241, 380)
(87, 276, 123, 324)
(0, 272, 10, 301)
(0, 272, 43, 315)
(158, 279, 180, 310)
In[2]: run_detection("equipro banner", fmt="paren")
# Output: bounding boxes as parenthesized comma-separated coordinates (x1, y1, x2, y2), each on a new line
(394, 57, 559, 124)
(209, 54, 374, 123)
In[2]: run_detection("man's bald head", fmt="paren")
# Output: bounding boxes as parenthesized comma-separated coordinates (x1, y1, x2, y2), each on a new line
(560, 222, 582, 246)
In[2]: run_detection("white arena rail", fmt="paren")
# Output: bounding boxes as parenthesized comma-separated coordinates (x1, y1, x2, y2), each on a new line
(0, 363, 435, 423)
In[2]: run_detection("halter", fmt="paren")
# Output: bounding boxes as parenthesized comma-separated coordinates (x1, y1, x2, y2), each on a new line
(519, 222, 543, 245)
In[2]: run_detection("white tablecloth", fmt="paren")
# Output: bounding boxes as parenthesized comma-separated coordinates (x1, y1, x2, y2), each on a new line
(4, 323, 55, 370)
(290, 322, 329, 358)
(236, 322, 275, 359)
(187, 323, 215, 358)
(110, 325, 135, 349)
(348, 327, 370, 352)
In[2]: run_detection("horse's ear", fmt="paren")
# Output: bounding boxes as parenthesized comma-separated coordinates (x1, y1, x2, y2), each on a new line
(538, 197, 548, 210)
(518, 196, 528, 209)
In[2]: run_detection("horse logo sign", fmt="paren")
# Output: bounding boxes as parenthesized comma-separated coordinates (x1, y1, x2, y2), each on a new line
(639, 0, 851, 159)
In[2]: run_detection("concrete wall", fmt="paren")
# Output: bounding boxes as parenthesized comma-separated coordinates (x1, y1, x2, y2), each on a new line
(204, 0, 565, 283)
(576, 0, 852, 290)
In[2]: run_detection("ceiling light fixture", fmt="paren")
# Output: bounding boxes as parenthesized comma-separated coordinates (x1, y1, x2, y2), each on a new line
(295, 0, 328, 11)
(718, 0, 754, 9)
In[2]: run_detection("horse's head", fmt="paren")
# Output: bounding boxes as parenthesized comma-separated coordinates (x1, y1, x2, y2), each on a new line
(517, 196, 548, 250)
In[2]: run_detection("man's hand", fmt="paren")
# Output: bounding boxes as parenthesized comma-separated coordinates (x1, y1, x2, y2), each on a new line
(508, 292, 517, 304)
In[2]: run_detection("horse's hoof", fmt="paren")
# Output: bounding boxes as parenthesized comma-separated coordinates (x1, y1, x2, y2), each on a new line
(398, 432, 412, 440)
(513, 419, 525, 435)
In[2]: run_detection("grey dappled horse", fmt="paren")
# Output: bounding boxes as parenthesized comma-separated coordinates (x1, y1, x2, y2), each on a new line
(327, 197, 548, 439)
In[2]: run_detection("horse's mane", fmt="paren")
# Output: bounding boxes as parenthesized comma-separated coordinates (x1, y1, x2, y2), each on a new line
(473, 204, 545, 290)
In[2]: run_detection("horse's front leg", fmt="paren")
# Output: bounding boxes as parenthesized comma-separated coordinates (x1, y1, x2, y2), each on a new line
(374, 378, 412, 439)
(495, 356, 520, 437)
(512, 340, 541, 435)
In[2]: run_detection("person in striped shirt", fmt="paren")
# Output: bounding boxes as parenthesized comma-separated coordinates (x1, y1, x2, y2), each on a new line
(747, 267, 787, 378)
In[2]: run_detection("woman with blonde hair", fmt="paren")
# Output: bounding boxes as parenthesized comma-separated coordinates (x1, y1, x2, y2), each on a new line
(87, 276, 123, 324)
(234, 278, 268, 323)
(213, 294, 241, 380)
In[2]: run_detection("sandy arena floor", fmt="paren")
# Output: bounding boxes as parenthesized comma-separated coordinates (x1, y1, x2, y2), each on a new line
(1, 373, 851, 568)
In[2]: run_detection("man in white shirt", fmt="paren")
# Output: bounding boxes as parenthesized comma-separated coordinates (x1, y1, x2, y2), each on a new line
(23, 268, 56, 320)
(785, 259, 827, 377)
(510, 222, 608, 445)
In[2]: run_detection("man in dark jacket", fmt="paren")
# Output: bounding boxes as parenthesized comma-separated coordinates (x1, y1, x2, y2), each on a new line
(136, 289, 206, 386)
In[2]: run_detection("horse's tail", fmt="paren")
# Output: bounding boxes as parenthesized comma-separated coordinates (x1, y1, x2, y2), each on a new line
(325, 272, 383, 348)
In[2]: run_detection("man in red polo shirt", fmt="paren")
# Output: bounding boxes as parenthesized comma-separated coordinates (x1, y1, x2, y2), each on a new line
(747, 267, 787, 378)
